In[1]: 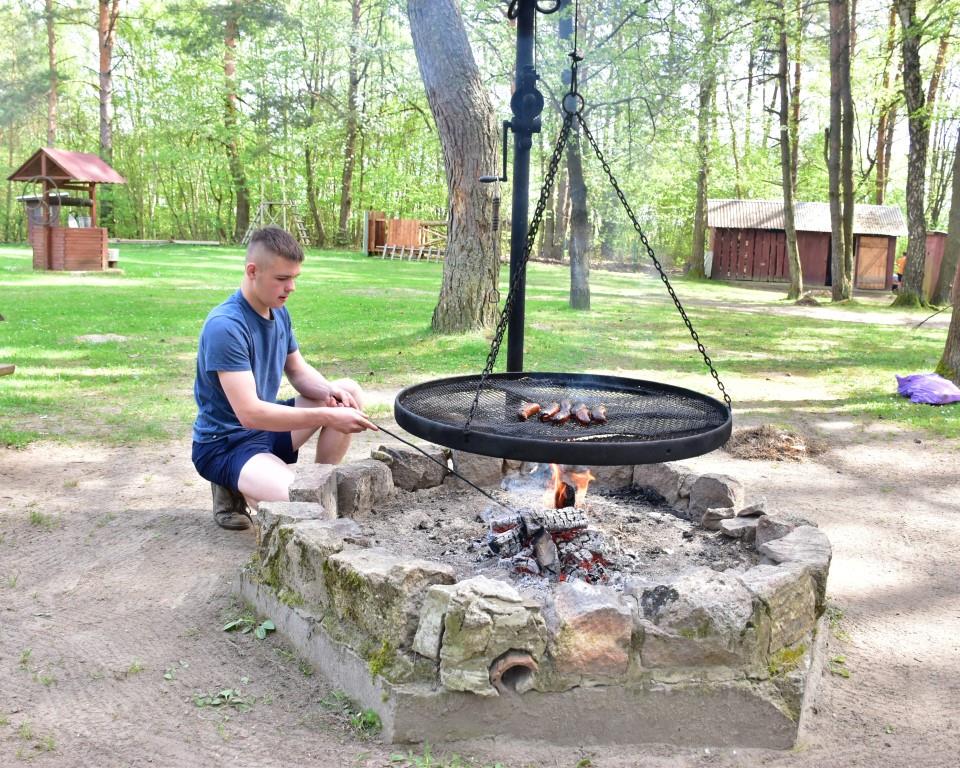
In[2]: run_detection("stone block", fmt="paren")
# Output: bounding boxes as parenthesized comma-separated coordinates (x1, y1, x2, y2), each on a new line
(739, 564, 816, 653)
(758, 526, 832, 614)
(632, 462, 693, 506)
(257, 501, 331, 558)
(289, 463, 338, 516)
(737, 497, 768, 517)
(324, 547, 455, 649)
(371, 444, 448, 491)
(447, 450, 504, 489)
(688, 474, 746, 518)
(719, 515, 762, 542)
(416, 576, 547, 697)
(701, 506, 735, 531)
(545, 581, 633, 681)
(583, 465, 634, 490)
(261, 518, 364, 611)
(628, 567, 761, 669)
(336, 459, 395, 518)
(755, 513, 817, 548)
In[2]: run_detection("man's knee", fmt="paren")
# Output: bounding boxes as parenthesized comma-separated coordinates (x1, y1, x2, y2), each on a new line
(237, 454, 295, 503)
(335, 378, 364, 408)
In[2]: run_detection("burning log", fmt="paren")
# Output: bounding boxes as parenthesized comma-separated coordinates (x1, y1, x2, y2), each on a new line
(530, 528, 560, 575)
(488, 508, 588, 535)
(554, 480, 576, 509)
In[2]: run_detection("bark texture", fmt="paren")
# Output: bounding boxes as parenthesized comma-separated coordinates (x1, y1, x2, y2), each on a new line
(778, 3, 802, 300)
(45, 0, 57, 146)
(336, 0, 363, 246)
(935, 256, 960, 384)
(932, 124, 960, 306)
(567, 128, 590, 310)
(828, 0, 851, 300)
(98, 0, 120, 163)
(224, 1, 250, 243)
(874, 5, 897, 205)
(407, 0, 499, 333)
(893, 0, 929, 306)
(689, 4, 716, 279)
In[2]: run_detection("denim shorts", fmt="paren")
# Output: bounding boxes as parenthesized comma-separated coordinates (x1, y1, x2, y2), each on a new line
(191, 399, 299, 491)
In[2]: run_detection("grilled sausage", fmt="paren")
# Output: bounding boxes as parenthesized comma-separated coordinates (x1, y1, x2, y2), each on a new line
(590, 404, 608, 425)
(552, 400, 573, 425)
(539, 402, 561, 421)
(574, 403, 592, 425)
(517, 402, 541, 421)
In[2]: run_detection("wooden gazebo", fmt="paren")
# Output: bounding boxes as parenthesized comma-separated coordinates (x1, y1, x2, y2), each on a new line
(8, 148, 126, 271)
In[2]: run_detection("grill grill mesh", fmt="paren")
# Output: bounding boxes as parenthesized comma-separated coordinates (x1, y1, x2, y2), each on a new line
(397, 374, 727, 443)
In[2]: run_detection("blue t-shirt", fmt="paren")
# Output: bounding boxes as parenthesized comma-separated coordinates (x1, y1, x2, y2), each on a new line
(192, 290, 299, 443)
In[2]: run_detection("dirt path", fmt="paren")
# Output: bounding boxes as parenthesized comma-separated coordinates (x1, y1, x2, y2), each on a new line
(1, 420, 959, 767)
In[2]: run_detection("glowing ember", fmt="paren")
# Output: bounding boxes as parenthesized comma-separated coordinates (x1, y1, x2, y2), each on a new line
(543, 464, 595, 509)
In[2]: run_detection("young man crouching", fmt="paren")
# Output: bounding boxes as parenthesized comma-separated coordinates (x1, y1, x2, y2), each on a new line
(191, 226, 376, 529)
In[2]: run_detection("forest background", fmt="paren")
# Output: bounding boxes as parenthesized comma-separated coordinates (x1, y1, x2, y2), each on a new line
(2, 0, 958, 269)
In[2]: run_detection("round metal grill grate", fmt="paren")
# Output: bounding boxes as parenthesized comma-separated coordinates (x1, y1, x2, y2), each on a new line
(394, 372, 732, 465)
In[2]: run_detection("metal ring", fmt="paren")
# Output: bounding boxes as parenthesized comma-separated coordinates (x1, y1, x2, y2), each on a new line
(562, 92, 585, 115)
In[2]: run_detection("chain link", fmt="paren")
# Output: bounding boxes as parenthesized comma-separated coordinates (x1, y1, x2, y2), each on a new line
(466, 58, 731, 430)
(575, 113, 731, 409)
(465, 109, 576, 429)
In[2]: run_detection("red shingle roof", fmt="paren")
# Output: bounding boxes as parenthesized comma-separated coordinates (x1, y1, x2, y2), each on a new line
(7, 147, 126, 184)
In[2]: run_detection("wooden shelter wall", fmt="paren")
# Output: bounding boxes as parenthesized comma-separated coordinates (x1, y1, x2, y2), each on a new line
(924, 232, 947, 298)
(797, 232, 830, 285)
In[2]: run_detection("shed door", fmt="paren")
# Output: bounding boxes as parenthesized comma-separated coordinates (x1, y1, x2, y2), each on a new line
(855, 236, 889, 290)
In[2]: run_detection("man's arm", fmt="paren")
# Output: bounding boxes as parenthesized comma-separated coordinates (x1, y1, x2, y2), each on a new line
(284, 350, 360, 408)
(218, 370, 372, 433)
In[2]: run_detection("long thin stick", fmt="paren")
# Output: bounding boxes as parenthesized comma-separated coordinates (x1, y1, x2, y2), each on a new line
(913, 302, 952, 329)
(370, 421, 516, 513)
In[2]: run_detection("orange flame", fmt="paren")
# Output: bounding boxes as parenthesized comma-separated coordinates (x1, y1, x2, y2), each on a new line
(543, 464, 594, 509)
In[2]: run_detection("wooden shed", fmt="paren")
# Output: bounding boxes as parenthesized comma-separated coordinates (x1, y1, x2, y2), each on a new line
(923, 231, 947, 299)
(8, 148, 126, 271)
(708, 199, 907, 290)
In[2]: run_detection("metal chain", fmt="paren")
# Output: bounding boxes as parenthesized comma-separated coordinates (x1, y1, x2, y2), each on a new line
(465, 108, 577, 429)
(575, 112, 732, 409)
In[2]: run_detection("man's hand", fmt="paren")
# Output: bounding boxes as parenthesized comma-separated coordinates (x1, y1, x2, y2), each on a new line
(323, 406, 377, 433)
(327, 384, 360, 409)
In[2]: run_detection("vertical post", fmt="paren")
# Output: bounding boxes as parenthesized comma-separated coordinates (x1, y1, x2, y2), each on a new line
(89, 182, 97, 225)
(506, 0, 539, 372)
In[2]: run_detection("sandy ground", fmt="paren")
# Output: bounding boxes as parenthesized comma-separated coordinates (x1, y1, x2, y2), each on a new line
(2, 401, 959, 767)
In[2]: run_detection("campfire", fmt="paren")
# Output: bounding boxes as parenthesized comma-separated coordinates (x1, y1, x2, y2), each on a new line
(485, 464, 616, 583)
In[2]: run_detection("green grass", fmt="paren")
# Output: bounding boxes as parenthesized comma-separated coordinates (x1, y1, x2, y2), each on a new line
(0, 242, 957, 448)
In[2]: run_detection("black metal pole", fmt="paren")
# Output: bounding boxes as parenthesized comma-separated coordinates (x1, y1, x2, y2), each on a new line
(506, 0, 538, 372)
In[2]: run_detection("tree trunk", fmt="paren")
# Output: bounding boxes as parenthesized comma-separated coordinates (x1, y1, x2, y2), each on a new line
(567, 127, 590, 310)
(779, 2, 802, 300)
(553, 168, 569, 261)
(407, 0, 499, 333)
(932, 124, 960, 305)
(935, 255, 960, 384)
(304, 145, 326, 247)
(840, 0, 855, 293)
(689, 4, 716, 279)
(874, 5, 897, 204)
(336, 0, 362, 247)
(789, 0, 802, 192)
(224, 2, 250, 243)
(828, 0, 850, 300)
(98, 0, 121, 229)
(893, 0, 929, 307)
(45, 0, 57, 146)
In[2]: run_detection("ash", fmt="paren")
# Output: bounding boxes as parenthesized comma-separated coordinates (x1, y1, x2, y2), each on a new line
(363, 481, 760, 595)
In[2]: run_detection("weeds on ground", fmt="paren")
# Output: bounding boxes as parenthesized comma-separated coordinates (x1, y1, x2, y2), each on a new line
(388, 745, 508, 767)
(193, 688, 253, 712)
(28, 510, 57, 530)
(222, 614, 275, 640)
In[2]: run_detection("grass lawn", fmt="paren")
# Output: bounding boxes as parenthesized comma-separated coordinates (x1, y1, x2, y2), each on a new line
(0, 242, 956, 448)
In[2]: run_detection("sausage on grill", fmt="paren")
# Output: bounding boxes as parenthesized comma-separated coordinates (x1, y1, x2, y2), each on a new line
(517, 402, 541, 421)
(574, 403, 592, 425)
(590, 404, 608, 425)
(539, 402, 561, 421)
(552, 400, 573, 425)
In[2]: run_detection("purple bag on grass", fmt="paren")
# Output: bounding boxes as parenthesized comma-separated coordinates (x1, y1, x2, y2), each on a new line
(895, 373, 960, 405)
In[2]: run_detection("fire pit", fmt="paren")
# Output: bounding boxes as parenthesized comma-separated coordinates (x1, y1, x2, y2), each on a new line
(238, 445, 831, 748)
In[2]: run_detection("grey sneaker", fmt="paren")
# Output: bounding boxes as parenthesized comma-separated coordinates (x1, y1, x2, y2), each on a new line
(212, 483, 251, 530)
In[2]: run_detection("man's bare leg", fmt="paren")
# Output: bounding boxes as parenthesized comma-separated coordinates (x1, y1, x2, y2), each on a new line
(237, 452, 296, 509)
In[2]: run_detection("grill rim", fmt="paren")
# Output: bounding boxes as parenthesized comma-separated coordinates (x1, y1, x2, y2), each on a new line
(393, 371, 733, 466)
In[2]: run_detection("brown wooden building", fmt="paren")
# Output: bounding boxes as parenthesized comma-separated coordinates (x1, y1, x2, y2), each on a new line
(707, 199, 907, 290)
(8, 148, 126, 271)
